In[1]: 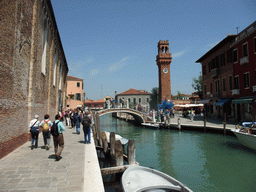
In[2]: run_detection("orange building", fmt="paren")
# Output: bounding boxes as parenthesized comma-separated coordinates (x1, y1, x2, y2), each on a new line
(66, 75, 84, 110)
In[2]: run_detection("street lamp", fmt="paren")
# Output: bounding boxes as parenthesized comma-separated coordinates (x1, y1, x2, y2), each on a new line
(83, 92, 86, 112)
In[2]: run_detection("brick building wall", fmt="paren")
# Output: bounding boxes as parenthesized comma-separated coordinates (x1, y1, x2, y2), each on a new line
(0, 0, 68, 159)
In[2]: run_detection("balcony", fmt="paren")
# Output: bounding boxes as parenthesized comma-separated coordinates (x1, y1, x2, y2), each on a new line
(211, 68, 220, 78)
(240, 56, 249, 65)
(232, 89, 240, 95)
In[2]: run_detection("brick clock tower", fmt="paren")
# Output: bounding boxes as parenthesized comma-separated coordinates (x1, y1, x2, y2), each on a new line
(156, 40, 172, 103)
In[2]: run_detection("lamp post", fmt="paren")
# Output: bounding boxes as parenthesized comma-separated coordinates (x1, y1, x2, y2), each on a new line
(83, 92, 86, 112)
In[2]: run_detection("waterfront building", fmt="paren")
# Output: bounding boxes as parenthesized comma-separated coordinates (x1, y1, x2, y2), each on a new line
(0, 0, 68, 158)
(85, 99, 105, 110)
(156, 40, 172, 103)
(196, 35, 237, 119)
(66, 75, 84, 110)
(196, 21, 256, 122)
(115, 88, 151, 111)
(230, 21, 256, 122)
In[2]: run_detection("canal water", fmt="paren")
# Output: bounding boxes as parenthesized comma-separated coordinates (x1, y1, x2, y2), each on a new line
(100, 114, 256, 192)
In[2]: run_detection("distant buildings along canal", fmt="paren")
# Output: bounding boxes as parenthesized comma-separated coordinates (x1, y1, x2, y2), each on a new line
(115, 88, 151, 111)
(0, 0, 68, 158)
(196, 21, 256, 123)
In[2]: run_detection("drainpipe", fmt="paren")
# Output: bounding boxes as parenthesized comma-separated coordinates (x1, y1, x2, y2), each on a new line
(28, 0, 38, 130)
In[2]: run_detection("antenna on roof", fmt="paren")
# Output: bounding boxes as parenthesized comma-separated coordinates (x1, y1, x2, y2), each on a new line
(236, 27, 239, 34)
(101, 84, 103, 99)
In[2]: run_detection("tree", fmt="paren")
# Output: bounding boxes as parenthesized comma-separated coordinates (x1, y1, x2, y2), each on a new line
(149, 87, 159, 110)
(192, 72, 203, 98)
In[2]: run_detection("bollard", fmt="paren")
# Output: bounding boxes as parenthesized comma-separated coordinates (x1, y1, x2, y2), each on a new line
(178, 118, 181, 130)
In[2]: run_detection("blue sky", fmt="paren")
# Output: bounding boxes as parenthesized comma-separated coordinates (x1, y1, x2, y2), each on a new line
(51, 0, 256, 100)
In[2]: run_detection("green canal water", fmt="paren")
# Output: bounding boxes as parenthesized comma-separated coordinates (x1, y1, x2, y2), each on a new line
(100, 114, 256, 192)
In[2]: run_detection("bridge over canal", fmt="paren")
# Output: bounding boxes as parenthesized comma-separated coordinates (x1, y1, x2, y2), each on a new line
(96, 108, 150, 124)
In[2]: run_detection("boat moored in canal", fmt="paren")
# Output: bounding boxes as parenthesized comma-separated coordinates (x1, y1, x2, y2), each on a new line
(141, 122, 160, 129)
(122, 166, 193, 192)
(231, 122, 256, 150)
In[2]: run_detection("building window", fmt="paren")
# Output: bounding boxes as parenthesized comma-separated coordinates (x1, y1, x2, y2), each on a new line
(234, 76, 239, 89)
(59, 65, 62, 90)
(204, 85, 206, 95)
(233, 49, 238, 63)
(133, 98, 136, 104)
(75, 93, 81, 101)
(244, 72, 250, 88)
(222, 78, 226, 91)
(41, 18, 48, 75)
(229, 76, 233, 90)
(128, 98, 131, 103)
(243, 42, 248, 57)
(210, 83, 213, 94)
(215, 80, 220, 92)
(139, 98, 141, 103)
(67, 105, 69, 107)
(53, 49, 57, 86)
(203, 65, 206, 75)
(220, 53, 225, 66)
(227, 49, 233, 63)
(208, 62, 211, 72)
(254, 37, 256, 54)
(147, 98, 149, 102)
(77, 82, 80, 87)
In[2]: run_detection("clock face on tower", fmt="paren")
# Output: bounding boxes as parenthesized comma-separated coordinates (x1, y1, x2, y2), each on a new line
(163, 68, 168, 74)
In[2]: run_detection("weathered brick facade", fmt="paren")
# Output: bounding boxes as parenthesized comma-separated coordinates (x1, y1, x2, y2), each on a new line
(0, 0, 68, 159)
(156, 40, 172, 103)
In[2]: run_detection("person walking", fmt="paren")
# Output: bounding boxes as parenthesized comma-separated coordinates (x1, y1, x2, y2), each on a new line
(52, 114, 65, 161)
(39, 114, 52, 150)
(74, 111, 81, 134)
(82, 111, 92, 144)
(29, 114, 40, 150)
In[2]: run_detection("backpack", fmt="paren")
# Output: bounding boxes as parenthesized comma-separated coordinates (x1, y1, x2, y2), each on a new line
(82, 116, 90, 128)
(51, 121, 60, 136)
(42, 120, 50, 132)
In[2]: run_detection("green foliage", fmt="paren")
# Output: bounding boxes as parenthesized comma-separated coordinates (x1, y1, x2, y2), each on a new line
(149, 87, 159, 110)
(192, 72, 202, 93)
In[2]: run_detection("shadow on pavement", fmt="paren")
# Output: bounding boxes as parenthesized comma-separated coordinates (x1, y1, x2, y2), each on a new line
(48, 154, 56, 159)
(78, 140, 85, 144)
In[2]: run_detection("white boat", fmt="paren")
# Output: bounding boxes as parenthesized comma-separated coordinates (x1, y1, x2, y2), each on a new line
(105, 131, 129, 146)
(141, 122, 160, 129)
(122, 166, 193, 192)
(231, 128, 256, 150)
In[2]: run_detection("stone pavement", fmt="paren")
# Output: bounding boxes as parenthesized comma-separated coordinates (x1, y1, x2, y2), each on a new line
(0, 125, 103, 192)
(169, 113, 236, 129)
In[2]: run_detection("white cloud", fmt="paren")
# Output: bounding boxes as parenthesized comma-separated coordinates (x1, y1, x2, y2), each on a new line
(108, 56, 129, 72)
(172, 50, 186, 58)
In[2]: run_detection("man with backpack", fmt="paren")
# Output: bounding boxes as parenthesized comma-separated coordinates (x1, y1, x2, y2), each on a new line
(82, 111, 92, 144)
(39, 114, 53, 150)
(29, 114, 41, 150)
(51, 114, 65, 161)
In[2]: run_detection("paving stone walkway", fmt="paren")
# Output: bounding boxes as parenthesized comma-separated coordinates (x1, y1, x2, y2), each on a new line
(0, 125, 86, 192)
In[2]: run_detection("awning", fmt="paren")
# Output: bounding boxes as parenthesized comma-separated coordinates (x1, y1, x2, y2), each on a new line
(77, 105, 83, 107)
(215, 99, 230, 106)
(232, 98, 255, 104)
(197, 99, 211, 104)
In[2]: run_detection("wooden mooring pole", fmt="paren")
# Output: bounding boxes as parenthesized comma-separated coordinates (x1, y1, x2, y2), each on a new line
(204, 106, 206, 132)
(223, 113, 226, 135)
(127, 139, 135, 165)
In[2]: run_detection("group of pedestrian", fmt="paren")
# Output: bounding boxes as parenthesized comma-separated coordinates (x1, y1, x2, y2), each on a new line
(29, 110, 92, 161)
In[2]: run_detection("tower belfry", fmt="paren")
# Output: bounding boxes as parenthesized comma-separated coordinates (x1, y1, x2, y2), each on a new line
(156, 40, 172, 103)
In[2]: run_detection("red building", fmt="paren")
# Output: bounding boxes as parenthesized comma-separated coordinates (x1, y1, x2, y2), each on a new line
(196, 35, 237, 119)
(231, 21, 256, 122)
(196, 21, 256, 123)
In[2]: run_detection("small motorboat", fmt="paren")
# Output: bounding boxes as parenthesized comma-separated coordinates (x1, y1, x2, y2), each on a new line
(231, 123, 256, 150)
(122, 166, 193, 192)
(141, 122, 160, 129)
(105, 131, 129, 146)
